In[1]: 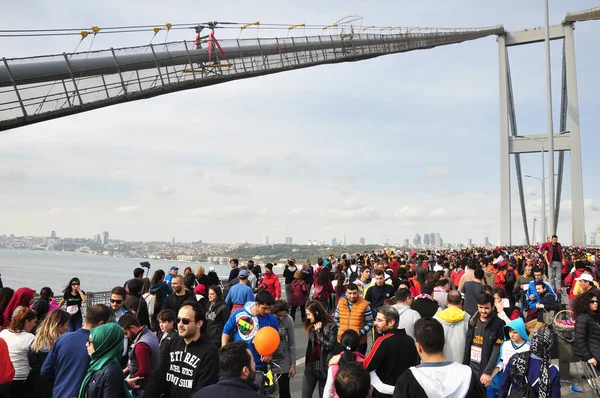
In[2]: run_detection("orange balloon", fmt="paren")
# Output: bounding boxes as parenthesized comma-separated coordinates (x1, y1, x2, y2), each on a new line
(254, 326, 280, 356)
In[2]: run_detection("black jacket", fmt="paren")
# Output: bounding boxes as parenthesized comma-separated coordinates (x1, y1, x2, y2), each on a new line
(205, 300, 229, 347)
(574, 312, 600, 362)
(364, 328, 419, 394)
(192, 377, 263, 398)
(283, 267, 297, 285)
(150, 282, 172, 312)
(157, 330, 179, 360)
(536, 291, 561, 323)
(143, 334, 219, 398)
(25, 349, 52, 398)
(462, 313, 505, 375)
(304, 322, 339, 379)
(83, 362, 128, 398)
(411, 297, 439, 318)
(161, 290, 197, 314)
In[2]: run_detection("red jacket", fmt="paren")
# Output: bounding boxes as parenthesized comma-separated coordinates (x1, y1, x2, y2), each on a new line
(260, 272, 281, 299)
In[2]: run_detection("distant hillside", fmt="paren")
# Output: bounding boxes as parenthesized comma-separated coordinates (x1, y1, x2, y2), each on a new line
(219, 244, 404, 264)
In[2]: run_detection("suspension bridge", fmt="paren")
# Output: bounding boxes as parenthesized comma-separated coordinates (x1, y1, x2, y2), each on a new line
(1, 7, 599, 245)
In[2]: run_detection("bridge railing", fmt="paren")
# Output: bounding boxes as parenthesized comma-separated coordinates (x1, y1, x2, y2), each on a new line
(0, 27, 503, 131)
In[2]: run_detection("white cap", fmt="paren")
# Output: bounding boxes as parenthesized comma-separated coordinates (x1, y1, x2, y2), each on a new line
(209, 266, 215, 272)
(576, 274, 594, 282)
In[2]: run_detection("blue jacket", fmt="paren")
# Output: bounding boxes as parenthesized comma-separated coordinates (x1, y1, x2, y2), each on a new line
(225, 284, 255, 306)
(526, 280, 556, 308)
(222, 302, 279, 369)
(498, 355, 561, 398)
(41, 328, 91, 398)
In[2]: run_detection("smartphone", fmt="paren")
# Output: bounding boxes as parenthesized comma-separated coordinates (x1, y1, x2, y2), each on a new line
(502, 298, 510, 308)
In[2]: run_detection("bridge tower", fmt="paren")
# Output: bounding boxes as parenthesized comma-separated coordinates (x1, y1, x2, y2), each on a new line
(498, 23, 585, 246)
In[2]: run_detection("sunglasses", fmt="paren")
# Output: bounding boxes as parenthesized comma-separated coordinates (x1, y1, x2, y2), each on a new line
(110, 299, 123, 304)
(72, 282, 80, 286)
(177, 318, 193, 325)
(591, 301, 599, 304)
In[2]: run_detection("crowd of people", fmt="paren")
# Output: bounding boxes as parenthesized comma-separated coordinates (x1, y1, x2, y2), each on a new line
(0, 237, 599, 397)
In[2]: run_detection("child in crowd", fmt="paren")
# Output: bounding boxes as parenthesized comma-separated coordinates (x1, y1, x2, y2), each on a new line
(489, 318, 530, 397)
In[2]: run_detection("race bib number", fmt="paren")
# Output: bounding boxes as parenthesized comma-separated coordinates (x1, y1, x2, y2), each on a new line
(470, 346, 482, 364)
(66, 305, 79, 315)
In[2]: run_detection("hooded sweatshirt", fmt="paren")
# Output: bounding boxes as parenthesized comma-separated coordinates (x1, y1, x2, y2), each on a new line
(434, 306, 471, 363)
(491, 318, 531, 390)
(393, 361, 485, 398)
(143, 333, 219, 398)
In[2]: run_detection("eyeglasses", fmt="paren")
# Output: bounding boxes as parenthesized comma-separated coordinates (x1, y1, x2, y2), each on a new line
(176, 318, 193, 325)
(591, 301, 599, 304)
(110, 299, 123, 304)
(71, 282, 80, 286)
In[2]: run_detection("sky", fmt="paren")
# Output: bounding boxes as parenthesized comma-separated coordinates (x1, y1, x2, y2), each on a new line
(1, 1, 599, 246)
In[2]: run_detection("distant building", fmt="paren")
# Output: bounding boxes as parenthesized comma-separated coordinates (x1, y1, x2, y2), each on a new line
(385, 237, 389, 246)
(285, 237, 293, 245)
(263, 236, 269, 245)
(468, 238, 472, 247)
(429, 233, 435, 247)
(341, 234, 347, 246)
(50, 230, 56, 239)
(484, 237, 491, 247)
(94, 234, 101, 243)
(591, 232, 596, 246)
(423, 234, 430, 246)
(359, 237, 365, 246)
(172, 237, 175, 245)
(403, 239, 409, 247)
(332, 238, 338, 247)
(413, 233, 421, 246)
(102, 231, 109, 245)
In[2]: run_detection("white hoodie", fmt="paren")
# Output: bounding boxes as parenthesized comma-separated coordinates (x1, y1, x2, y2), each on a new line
(433, 306, 471, 363)
(410, 362, 473, 398)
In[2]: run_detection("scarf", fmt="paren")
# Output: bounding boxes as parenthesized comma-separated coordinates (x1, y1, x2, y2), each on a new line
(78, 323, 131, 398)
(414, 294, 435, 302)
(509, 327, 554, 398)
(2, 287, 35, 327)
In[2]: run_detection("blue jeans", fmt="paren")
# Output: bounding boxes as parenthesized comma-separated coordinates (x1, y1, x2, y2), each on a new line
(549, 261, 562, 291)
(67, 315, 82, 332)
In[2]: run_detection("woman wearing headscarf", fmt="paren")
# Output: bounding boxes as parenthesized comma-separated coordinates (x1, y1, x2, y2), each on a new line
(0, 337, 15, 396)
(498, 327, 561, 398)
(79, 323, 131, 398)
(2, 287, 35, 328)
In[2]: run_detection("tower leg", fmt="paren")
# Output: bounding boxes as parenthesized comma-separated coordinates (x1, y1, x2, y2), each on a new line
(499, 35, 512, 245)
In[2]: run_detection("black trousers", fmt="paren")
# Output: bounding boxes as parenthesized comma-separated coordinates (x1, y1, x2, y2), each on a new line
(290, 305, 306, 322)
(357, 343, 367, 355)
(302, 362, 326, 398)
(277, 373, 291, 398)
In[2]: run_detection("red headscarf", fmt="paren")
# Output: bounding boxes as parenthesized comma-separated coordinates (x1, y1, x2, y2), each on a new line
(2, 287, 35, 327)
(0, 337, 15, 384)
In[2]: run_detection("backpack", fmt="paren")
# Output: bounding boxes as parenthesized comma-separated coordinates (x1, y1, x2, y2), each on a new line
(507, 378, 536, 398)
(313, 285, 327, 300)
(348, 265, 359, 283)
(505, 269, 516, 284)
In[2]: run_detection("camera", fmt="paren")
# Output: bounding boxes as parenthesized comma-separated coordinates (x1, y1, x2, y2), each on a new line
(140, 261, 151, 269)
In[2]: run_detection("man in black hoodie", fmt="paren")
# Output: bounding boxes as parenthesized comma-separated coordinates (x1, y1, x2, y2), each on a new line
(143, 302, 219, 398)
(192, 341, 262, 398)
(162, 275, 197, 313)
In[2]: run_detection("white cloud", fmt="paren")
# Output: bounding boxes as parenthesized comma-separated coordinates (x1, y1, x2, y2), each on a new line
(117, 206, 139, 213)
(426, 166, 450, 177)
(289, 208, 304, 215)
(230, 157, 272, 176)
(327, 200, 380, 221)
(207, 183, 247, 195)
(159, 186, 176, 196)
(48, 208, 63, 215)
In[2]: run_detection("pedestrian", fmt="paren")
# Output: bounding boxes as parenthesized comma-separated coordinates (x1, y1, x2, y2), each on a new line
(393, 317, 485, 398)
(411, 284, 441, 318)
(284, 260, 298, 306)
(0, 307, 36, 396)
(525, 280, 561, 337)
(41, 305, 112, 398)
(2, 287, 35, 328)
(225, 270, 254, 313)
(142, 302, 219, 398)
(195, 266, 210, 291)
(313, 264, 334, 312)
(463, 293, 506, 390)
(392, 288, 421, 341)
(365, 270, 396, 340)
(0, 288, 15, 330)
(323, 329, 365, 398)
(78, 323, 135, 398)
(0, 337, 15, 397)
(228, 259, 240, 283)
(542, 235, 563, 292)
(433, 290, 471, 363)
(125, 278, 151, 328)
(149, 270, 172, 331)
(334, 283, 373, 354)
(498, 328, 560, 398)
(302, 300, 338, 398)
(271, 300, 297, 398)
(204, 286, 228, 348)
(573, 291, 600, 370)
(365, 306, 419, 398)
(207, 267, 220, 287)
(290, 271, 308, 323)
(156, 309, 177, 359)
(222, 290, 279, 374)
(31, 287, 57, 331)
(461, 268, 485, 316)
(161, 275, 197, 314)
(119, 314, 160, 397)
(59, 277, 87, 332)
(192, 341, 263, 398)
(334, 362, 370, 398)
(165, 266, 179, 286)
(25, 309, 70, 398)
(259, 263, 281, 300)
(110, 286, 130, 322)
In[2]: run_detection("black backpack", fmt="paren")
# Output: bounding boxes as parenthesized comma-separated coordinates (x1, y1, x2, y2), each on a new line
(507, 381, 536, 398)
(505, 268, 516, 284)
(348, 265, 359, 283)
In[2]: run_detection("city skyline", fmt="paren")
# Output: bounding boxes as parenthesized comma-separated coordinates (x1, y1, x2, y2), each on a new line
(2, 1, 600, 246)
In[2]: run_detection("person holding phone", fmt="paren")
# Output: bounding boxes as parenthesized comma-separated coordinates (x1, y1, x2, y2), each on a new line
(59, 277, 87, 332)
(492, 288, 520, 324)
